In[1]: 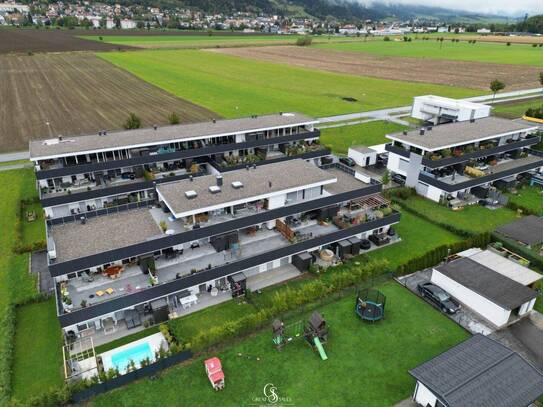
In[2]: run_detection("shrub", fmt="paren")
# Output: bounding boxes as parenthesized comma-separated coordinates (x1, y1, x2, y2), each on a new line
(168, 112, 180, 125)
(123, 112, 141, 130)
(295, 36, 312, 46)
(506, 42, 511, 46)
(383, 36, 390, 41)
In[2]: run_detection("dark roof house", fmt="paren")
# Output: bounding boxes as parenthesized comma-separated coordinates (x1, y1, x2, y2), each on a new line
(410, 334, 543, 407)
(495, 215, 543, 247)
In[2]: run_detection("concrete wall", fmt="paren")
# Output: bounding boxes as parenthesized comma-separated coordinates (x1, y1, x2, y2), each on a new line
(431, 269, 510, 327)
(386, 153, 407, 177)
(348, 148, 377, 167)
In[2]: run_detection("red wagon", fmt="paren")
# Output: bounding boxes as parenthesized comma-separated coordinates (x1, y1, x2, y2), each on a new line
(204, 357, 225, 391)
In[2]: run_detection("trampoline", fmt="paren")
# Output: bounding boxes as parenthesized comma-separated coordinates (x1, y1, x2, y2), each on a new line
(355, 288, 386, 322)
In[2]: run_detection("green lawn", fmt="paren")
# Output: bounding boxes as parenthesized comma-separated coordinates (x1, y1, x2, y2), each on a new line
(21, 202, 45, 246)
(90, 282, 468, 407)
(320, 121, 408, 155)
(396, 195, 518, 234)
(364, 212, 462, 270)
(0, 169, 40, 402)
(506, 185, 543, 215)
(314, 39, 543, 66)
(493, 98, 543, 119)
(11, 298, 63, 400)
(98, 50, 480, 119)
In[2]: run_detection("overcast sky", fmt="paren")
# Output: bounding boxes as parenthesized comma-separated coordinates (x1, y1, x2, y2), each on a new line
(361, 0, 543, 16)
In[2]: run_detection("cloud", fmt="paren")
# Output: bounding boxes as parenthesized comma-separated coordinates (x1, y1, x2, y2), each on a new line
(357, 0, 543, 16)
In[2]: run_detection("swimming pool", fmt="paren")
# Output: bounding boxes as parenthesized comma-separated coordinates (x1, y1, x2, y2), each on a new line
(109, 342, 154, 373)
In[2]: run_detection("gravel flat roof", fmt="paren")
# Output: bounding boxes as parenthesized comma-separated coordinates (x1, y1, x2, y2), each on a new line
(30, 112, 315, 159)
(50, 209, 162, 263)
(157, 160, 336, 216)
(410, 334, 543, 407)
(495, 215, 543, 246)
(387, 117, 536, 151)
(434, 257, 538, 310)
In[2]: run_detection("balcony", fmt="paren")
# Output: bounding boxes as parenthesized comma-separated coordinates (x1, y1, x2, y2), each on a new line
(57, 209, 400, 327)
(420, 153, 543, 192)
(35, 130, 321, 180)
(385, 136, 541, 169)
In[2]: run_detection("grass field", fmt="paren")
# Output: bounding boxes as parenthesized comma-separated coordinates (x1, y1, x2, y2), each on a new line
(396, 195, 518, 234)
(506, 185, 543, 215)
(365, 212, 462, 270)
(0, 53, 218, 152)
(320, 121, 408, 154)
(21, 202, 45, 246)
(99, 50, 480, 119)
(0, 169, 40, 402)
(493, 98, 543, 119)
(11, 298, 63, 401)
(90, 282, 468, 407)
(314, 40, 543, 66)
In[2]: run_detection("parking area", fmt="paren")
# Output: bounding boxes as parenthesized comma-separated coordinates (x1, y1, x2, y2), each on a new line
(397, 268, 543, 370)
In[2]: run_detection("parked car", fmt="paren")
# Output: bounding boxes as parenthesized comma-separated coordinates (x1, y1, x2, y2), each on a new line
(417, 282, 460, 314)
(391, 173, 406, 186)
(339, 157, 355, 167)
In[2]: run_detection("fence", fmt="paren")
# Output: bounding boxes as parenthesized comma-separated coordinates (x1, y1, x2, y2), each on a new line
(70, 350, 193, 403)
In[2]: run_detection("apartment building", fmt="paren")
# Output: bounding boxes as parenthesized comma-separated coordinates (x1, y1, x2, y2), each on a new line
(411, 95, 491, 125)
(385, 116, 543, 203)
(31, 114, 400, 344)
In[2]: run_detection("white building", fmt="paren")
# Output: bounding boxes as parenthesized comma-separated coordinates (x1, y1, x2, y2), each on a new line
(431, 254, 540, 328)
(411, 95, 491, 125)
(477, 28, 491, 34)
(120, 19, 136, 29)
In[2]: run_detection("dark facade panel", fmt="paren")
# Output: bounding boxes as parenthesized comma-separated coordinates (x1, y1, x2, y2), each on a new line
(58, 211, 400, 327)
(49, 183, 383, 276)
(36, 131, 321, 180)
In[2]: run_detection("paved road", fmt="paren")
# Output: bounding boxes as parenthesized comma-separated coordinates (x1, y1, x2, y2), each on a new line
(317, 87, 543, 125)
(0, 150, 29, 163)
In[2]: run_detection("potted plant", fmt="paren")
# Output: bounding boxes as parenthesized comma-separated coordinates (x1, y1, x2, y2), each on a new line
(80, 300, 87, 308)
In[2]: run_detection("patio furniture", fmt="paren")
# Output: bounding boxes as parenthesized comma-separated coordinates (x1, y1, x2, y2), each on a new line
(95, 290, 105, 297)
(81, 271, 94, 282)
(103, 265, 123, 279)
(211, 287, 219, 297)
(102, 317, 116, 335)
(105, 287, 114, 295)
(124, 309, 142, 329)
(180, 294, 198, 309)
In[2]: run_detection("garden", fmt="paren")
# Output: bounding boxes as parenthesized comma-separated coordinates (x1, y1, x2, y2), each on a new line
(90, 282, 469, 407)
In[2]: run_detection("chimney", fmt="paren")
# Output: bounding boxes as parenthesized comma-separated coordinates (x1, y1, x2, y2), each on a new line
(253, 163, 257, 170)
(103, 130, 107, 136)
(470, 118, 475, 123)
(212, 119, 216, 124)
(246, 165, 250, 171)
(58, 135, 63, 141)
(403, 130, 408, 136)
(80, 215, 86, 225)
(153, 124, 158, 130)
(189, 175, 193, 182)
(427, 126, 433, 131)
(420, 129, 425, 136)
(268, 181, 272, 188)
(216, 175, 223, 187)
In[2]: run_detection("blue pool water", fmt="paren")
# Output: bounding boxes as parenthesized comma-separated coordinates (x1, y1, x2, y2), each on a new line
(110, 342, 153, 373)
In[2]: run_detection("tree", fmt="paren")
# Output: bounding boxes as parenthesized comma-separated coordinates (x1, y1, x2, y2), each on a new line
(489, 79, 505, 99)
(381, 169, 390, 185)
(124, 113, 141, 130)
(168, 112, 180, 125)
(296, 36, 312, 46)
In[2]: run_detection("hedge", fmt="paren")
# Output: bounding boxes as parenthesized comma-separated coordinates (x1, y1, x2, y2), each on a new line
(505, 201, 537, 217)
(492, 232, 543, 271)
(395, 232, 491, 276)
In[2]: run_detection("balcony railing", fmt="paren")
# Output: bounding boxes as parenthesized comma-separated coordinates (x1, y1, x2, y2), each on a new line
(57, 211, 400, 327)
(48, 181, 383, 276)
(36, 130, 321, 180)
(385, 136, 541, 169)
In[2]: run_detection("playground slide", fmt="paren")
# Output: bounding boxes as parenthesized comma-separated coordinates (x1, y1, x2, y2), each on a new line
(313, 337, 328, 361)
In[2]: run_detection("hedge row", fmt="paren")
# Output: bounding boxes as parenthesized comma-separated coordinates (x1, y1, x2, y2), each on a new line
(396, 232, 491, 276)
(187, 259, 390, 351)
(505, 200, 537, 216)
(492, 232, 543, 271)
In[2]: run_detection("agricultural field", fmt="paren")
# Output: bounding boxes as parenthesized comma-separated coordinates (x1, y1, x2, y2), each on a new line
(493, 97, 543, 118)
(216, 45, 543, 90)
(90, 283, 468, 407)
(0, 53, 218, 152)
(320, 120, 408, 155)
(314, 39, 543, 66)
(0, 28, 133, 54)
(99, 49, 480, 119)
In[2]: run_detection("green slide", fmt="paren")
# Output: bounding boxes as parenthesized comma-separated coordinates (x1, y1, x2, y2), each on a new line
(313, 337, 328, 361)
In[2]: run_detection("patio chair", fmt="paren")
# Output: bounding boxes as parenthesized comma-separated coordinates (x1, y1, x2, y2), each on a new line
(81, 271, 94, 283)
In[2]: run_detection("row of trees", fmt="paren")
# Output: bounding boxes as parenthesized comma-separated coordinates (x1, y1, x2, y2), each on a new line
(489, 72, 543, 99)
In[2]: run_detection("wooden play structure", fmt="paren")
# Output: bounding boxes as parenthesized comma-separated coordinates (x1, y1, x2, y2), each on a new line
(272, 312, 329, 360)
